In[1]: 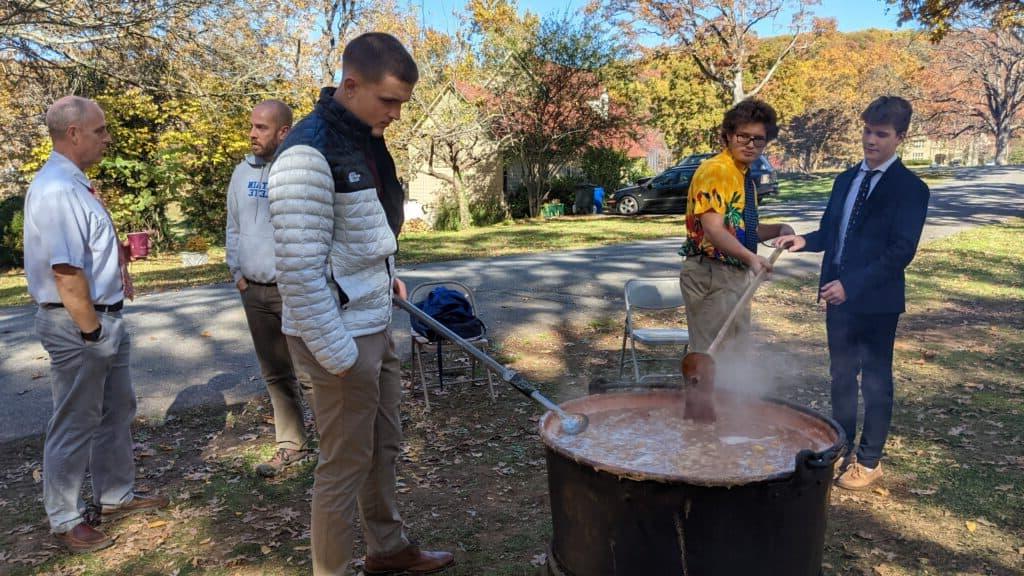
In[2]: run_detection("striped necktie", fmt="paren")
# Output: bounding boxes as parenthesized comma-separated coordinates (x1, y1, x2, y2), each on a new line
(837, 169, 880, 265)
(741, 174, 759, 253)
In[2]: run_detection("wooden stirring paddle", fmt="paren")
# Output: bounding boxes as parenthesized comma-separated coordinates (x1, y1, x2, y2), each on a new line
(682, 246, 785, 423)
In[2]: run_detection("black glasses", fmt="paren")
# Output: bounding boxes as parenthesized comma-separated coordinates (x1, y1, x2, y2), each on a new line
(732, 133, 768, 148)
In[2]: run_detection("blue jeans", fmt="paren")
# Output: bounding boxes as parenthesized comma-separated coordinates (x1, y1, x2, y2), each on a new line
(826, 306, 900, 468)
(36, 307, 136, 533)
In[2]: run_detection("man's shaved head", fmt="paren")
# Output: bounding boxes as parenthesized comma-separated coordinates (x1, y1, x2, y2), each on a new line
(253, 99, 293, 128)
(45, 95, 110, 170)
(46, 96, 97, 141)
(249, 100, 293, 159)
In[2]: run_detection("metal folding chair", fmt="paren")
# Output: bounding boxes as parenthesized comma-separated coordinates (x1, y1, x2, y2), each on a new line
(409, 280, 496, 409)
(619, 277, 690, 384)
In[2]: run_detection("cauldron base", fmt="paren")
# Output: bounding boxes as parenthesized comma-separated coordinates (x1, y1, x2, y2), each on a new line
(544, 544, 823, 576)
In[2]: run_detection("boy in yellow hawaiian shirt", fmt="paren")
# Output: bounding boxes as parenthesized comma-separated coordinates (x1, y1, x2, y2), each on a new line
(679, 99, 794, 352)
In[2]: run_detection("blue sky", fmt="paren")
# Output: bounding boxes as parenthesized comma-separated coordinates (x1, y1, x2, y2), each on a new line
(419, 0, 911, 37)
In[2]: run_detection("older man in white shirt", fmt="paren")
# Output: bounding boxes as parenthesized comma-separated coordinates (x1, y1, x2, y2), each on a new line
(24, 96, 167, 554)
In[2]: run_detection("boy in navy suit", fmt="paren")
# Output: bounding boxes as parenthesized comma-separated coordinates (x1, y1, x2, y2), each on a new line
(775, 96, 929, 490)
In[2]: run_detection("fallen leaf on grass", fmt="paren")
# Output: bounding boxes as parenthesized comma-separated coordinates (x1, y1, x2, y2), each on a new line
(995, 485, 1013, 491)
(909, 487, 938, 496)
(261, 545, 272, 555)
(872, 487, 890, 497)
(965, 520, 977, 533)
(148, 520, 168, 529)
(32, 468, 42, 483)
(854, 531, 875, 540)
(975, 517, 995, 527)
(199, 537, 212, 545)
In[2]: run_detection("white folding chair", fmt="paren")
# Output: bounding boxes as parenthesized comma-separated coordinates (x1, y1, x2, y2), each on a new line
(409, 280, 496, 410)
(619, 277, 690, 384)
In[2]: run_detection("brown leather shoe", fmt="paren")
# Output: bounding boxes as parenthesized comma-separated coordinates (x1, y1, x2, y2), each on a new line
(101, 493, 169, 516)
(364, 544, 455, 575)
(55, 523, 114, 554)
(834, 453, 856, 479)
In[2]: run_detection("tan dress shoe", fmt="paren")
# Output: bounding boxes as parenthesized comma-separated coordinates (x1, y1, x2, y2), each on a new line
(364, 544, 455, 575)
(55, 523, 114, 554)
(101, 493, 170, 516)
(834, 453, 855, 478)
(836, 462, 883, 491)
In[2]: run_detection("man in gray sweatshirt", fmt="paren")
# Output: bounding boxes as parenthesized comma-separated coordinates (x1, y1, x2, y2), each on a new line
(226, 100, 310, 477)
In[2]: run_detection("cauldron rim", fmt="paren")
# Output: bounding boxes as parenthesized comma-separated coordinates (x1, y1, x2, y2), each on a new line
(539, 389, 845, 487)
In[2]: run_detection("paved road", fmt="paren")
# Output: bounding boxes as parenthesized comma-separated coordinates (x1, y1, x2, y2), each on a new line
(1, 166, 1021, 441)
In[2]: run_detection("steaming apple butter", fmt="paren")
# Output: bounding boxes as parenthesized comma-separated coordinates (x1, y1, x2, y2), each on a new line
(542, 390, 836, 484)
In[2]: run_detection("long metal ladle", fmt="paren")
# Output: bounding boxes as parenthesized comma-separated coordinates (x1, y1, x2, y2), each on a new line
(395, 297, 589, 435)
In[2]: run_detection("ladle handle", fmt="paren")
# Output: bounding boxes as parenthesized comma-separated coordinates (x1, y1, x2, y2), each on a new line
(707, 246, 784, 356)
(396, 297, 536, 400)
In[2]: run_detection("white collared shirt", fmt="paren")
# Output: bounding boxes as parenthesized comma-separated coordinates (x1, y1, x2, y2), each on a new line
(834, 155, 900, 264)
(23, 152, 125, 305)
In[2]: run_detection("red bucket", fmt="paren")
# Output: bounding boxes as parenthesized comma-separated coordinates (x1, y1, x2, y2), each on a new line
(126, 231, 150, 260)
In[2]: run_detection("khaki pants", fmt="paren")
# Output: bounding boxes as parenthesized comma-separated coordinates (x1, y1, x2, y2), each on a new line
(240, 284, 308, 450)
(287, 330, 409, 576)
(679, 257, 752, 353)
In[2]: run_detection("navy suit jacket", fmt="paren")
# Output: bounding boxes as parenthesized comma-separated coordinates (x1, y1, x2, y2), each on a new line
(802, 159, 929, 315)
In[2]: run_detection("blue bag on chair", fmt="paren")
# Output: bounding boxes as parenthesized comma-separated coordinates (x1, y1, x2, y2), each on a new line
(411, 286, 486, 342)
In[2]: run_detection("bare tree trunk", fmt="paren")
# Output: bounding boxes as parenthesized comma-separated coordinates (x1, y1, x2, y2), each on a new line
(733, 69, 745, 105)
(994, 129, 1010, 165)
(454, 171, 471, 229)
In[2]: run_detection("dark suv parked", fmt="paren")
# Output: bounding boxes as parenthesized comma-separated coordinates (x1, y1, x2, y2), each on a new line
(607, 153, 778, 215)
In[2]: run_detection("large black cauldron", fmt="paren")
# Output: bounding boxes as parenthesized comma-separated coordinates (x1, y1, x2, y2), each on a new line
(539, 390, 845, 576)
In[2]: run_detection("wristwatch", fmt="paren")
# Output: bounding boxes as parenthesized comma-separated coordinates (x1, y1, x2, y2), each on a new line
(81, 325, 103, 342)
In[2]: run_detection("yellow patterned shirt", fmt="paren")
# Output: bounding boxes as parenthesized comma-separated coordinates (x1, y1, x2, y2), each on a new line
(678, 149, 754, 267)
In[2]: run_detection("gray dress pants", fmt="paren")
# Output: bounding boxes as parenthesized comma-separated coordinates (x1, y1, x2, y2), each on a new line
(35, 306, 136, 533)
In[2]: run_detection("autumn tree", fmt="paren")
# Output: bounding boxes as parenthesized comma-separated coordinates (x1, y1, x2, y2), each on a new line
(757, 27, 924, 170)
(917, 18, 1024, 165)
(482, 14, 636, 217)
(0, 0, 211, 85)
(634, 53, 730, 155)
(403, 28, 507, 230)
(596, 0, 821, 104)
(890, 0, 1023, 39)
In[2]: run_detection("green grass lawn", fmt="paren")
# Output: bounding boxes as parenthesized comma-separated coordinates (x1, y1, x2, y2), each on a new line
(0, 248, 232, 308)
(771, 168, 951, 205)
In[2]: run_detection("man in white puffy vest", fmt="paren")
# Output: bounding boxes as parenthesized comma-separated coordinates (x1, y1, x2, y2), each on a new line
(267, 33, 454, 575)
(226, 100, 315, 478)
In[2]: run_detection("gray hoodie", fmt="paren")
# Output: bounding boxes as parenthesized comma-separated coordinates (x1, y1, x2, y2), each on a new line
(226, 154, 276, 284)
